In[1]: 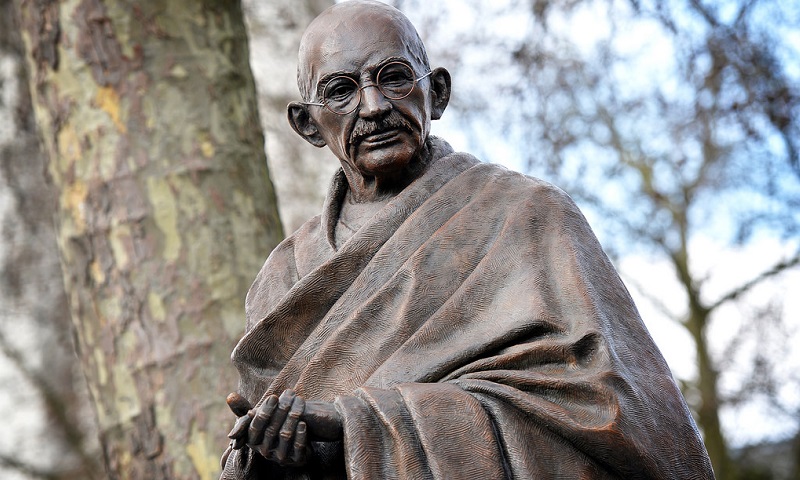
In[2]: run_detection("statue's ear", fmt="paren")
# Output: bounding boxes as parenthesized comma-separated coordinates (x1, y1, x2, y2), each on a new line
(429, 67, 451, 120)
(287, 102, 327, 147)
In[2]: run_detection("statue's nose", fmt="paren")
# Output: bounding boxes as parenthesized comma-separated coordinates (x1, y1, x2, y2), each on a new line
(358, 84, 392, 118)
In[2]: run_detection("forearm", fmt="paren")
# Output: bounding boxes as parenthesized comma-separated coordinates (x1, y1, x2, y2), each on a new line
(302, 400, 343, 441)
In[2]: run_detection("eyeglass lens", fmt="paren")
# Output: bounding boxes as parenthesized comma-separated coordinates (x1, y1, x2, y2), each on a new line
(322, 62, 418, 114)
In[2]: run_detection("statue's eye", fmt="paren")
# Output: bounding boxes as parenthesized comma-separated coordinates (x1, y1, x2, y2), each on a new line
(379, 64, 413, 88)
(325, 78, 357, 103)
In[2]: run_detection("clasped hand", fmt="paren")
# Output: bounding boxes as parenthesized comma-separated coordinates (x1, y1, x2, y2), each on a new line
(223, 389, 342, 467)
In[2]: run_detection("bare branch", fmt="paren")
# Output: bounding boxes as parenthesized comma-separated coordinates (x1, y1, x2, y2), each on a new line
(0, 326, 99, 476)
(620, 272, 683, 323)
(0, 453, 59, 480)
(710, 251, 800, 310)
(687, 0, 720, 28)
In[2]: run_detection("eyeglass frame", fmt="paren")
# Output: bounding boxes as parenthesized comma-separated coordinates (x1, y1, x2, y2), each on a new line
(299, 61, 433, 115)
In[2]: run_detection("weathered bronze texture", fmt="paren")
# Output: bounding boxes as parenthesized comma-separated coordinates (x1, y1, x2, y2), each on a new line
(220, 1, 715, 478)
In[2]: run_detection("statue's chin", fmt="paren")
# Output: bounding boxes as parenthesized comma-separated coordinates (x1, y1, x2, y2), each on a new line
(353, 131, 422, 177)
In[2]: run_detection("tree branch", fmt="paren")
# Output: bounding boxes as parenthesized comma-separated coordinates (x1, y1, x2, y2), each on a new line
(620, 272, 683, 323)
(0, 324, 99, 476)
(0, 453, 59, 480)
(710, 251, 800, 310)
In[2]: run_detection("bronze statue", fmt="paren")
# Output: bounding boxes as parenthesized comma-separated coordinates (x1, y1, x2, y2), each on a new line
(220, 1, 715, 478)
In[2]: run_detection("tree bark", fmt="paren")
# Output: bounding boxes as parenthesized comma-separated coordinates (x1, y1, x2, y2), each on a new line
(15, 0, 283, 478)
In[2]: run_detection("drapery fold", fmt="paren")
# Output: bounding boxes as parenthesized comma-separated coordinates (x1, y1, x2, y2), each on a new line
(221, 139, 713, 479)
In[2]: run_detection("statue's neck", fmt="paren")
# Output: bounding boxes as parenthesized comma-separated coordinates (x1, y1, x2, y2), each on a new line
(334, 189, 389, 247)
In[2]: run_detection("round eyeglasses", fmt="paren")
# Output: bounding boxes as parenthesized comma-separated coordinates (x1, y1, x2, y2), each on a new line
(302, 62, 433, 115)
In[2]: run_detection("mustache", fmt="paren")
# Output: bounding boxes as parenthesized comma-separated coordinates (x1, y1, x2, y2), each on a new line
(350, 112, 414, 145)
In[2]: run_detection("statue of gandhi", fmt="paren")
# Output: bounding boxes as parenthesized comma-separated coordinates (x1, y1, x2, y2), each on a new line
(219, 1, 715, 479)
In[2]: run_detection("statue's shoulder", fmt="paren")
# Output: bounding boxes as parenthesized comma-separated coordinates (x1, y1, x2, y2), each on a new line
(462, 160, 578, 210)
(244, 214, 329, 326)
(270, 213, 330, 268)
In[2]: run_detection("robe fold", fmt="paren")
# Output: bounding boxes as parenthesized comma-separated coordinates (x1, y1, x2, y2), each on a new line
(220, 139, 714, 479)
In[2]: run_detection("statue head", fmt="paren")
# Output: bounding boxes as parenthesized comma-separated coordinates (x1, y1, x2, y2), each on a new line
(287, 0, 451, 186)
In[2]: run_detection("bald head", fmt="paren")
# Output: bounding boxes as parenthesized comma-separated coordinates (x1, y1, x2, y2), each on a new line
(297, 0, 430, 101)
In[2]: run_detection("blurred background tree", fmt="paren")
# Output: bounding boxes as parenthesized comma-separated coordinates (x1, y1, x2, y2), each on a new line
(242, 0, 337, 234)
(1, 0, 100, 477)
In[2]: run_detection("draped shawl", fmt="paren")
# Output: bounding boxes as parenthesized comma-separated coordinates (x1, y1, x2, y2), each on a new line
(221, 141, 714, 479)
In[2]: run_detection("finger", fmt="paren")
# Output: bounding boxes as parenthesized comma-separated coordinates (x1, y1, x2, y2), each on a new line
(227, 411, 253, 439)
(226, 392, 252, 417)
(274, 396, 305, 464)
(289, 421, 308, 465)
(233, 434, 247, 450)
(248, 395, 278, 447)
(260, 390, 296, 451)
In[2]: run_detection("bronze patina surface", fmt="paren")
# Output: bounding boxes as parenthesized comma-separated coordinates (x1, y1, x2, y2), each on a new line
(220, 1, 715, 478)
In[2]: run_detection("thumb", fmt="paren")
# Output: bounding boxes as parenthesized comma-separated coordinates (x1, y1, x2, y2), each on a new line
(226, 392, 253, 417)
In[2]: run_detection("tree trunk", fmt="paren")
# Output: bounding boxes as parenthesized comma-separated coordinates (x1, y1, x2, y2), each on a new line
(674, 246, 732, 478)
(1, 0, 99, 477)
(15, 0, 283, 478)
(243, 0, 336, 233)
(691, 309, 730, 479)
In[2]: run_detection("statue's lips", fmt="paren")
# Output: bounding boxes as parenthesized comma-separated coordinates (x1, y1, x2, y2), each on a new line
(357, 129, 403, 147)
